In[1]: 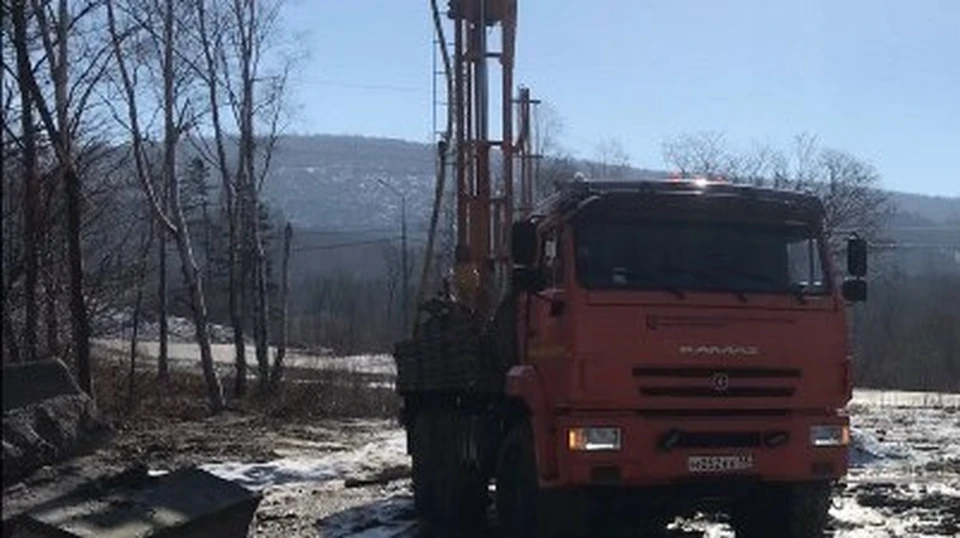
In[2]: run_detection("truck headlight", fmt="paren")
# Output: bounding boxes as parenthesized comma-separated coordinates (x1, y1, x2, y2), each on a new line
(568, 427, 621, 451)
(810, 425, 849, 447)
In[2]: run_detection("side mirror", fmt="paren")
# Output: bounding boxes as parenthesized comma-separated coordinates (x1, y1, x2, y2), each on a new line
(512, 266, 545, 294)
(847, 236, 867, 277)
(842, 279, 867, 302)
(512, 221, 538, 266)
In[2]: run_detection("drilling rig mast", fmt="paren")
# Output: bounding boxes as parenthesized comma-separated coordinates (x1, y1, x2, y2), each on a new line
(442, 0, 537, 318)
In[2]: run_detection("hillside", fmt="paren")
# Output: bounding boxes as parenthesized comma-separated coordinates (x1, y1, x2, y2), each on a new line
(261, 134, 959, 228)
(258, 135, 959, 277)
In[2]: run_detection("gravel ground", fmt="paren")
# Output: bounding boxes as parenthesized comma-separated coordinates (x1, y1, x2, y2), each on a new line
(4, 390, 958, 537)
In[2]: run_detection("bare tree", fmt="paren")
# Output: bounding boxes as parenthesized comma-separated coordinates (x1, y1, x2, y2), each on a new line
(661, 131, 893, 254)
(189, 0, 293, 396)
(11, 0, 40, 363)
(589, 138, 631, 179)
(9, 0, 108, 389)
(106, 0, 224, 412)
(191, 0, 247, 397)
(216, 0, 291, 394)
(661, 131, 731, 178)
(529, 100, 578, 202)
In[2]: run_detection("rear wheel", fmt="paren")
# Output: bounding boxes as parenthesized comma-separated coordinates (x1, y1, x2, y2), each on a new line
(732, 481, 832, 538)
(410, 412, 436, 518)
(414, 409, 487, 531)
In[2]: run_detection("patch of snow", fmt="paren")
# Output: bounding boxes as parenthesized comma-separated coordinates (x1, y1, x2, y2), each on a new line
(852, 389, 960, 409)
(849, 429, 909, 468)
(200, 430, 407, 492)
(94, 339, 395, 377)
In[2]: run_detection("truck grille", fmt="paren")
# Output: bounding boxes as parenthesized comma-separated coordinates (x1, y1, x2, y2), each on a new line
(633, 366, 799, 398)
(632, 367, 801, 378)
(657, 429, 790, 451)
(639, 386, 795, 398)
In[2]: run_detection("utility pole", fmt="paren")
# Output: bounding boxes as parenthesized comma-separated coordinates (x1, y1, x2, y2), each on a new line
(401, 193, 409, 334)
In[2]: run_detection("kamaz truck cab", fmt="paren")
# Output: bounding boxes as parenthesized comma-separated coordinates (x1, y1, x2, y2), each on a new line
(498, 177, 867, 536)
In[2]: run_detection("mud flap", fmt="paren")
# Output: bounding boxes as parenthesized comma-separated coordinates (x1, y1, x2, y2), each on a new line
(9, 467, 262, 538)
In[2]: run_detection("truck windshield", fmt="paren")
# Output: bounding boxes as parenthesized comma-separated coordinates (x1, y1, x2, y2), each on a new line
(574, 220, 829, 296)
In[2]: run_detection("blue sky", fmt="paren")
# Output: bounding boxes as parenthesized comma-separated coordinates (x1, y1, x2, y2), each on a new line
(280, 1, 959, 196)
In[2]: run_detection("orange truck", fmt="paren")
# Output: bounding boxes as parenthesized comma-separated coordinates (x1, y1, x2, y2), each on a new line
(394, 177, 868, 537)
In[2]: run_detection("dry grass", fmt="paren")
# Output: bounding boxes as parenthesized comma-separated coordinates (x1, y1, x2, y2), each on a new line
(89, 345, 401, 425)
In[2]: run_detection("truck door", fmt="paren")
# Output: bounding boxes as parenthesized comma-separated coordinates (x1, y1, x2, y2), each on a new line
(525, 228, 569, 363)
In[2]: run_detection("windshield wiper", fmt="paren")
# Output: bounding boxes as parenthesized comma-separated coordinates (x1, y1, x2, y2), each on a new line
(701, 262, 806, 304)
(612, 266, 687, 299)
(664, 263, 747, 303)
(662, 285, 686, 300)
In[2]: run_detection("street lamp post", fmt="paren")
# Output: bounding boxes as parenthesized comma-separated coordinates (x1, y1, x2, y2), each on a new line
(378, 179, 409, 334)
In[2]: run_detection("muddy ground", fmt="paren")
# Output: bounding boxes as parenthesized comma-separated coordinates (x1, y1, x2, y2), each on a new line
(3, 370, 959, 538)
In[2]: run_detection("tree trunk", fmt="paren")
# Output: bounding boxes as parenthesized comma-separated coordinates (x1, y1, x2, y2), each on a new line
(229, 207, 247, 397)
(64, 167, 91, 392)
(128, 222, 154, 411)
(158, 211, 169, 382)
(243, 88, 270, 395)
(163, 0, 223, 412)
(128, 274, 143, 412)
(174, 230, 225, 412)
(42, 219, 60, 358)
(270, 223, 291, 390)
(45, 0, 68, 361)
(233, 0, 270, 394)
(252, 213, 270, 393)
(194, 0, 245, 398)
(13, 0, 39, 363)
(2, 296, 21, 362)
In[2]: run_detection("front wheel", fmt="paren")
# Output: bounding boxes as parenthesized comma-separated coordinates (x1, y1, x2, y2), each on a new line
(496, 422, 587, 538)
(732, 481, 832, 538)
(496, 422, 539, 538)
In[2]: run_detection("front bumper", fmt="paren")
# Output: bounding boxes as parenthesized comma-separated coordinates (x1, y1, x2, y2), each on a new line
(540, 412, 849, 489)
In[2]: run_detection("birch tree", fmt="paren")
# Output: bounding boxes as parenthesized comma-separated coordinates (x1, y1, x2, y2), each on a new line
(105, 0, 224, 411)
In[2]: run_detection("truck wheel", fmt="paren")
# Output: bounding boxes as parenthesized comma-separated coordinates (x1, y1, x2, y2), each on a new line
(430, 410, 487, 530)
(410, 412, 436, 518)
(732, 481, 832, 538)
(496, 422, 539, 538)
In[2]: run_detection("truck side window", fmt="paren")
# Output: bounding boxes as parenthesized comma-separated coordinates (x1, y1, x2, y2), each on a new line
(787, 237, 826, 292)
(542, 230, 564, 288)
(554, 230, 565, 286)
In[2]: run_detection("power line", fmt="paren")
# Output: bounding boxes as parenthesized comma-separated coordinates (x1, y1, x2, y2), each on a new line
(292, 236, 428, 253)
(296, 227, 395, 236)
(293, 78, 424, 94)
(292, 237, 399, 253)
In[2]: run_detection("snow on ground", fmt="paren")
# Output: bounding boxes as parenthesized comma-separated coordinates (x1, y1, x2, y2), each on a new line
(93, 339, 396, 377)
(852, 389, 960, 409)
(199, 430, 408, 492)
(834, 390, 960, 538)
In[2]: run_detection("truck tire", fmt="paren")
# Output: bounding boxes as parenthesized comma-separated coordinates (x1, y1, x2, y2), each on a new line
(496, 422, 539, 538)
(410, 412, 436, 518)
(425, 410, 487, 530)
(732, 481, 832, 538)
(496, 421, 586, 538)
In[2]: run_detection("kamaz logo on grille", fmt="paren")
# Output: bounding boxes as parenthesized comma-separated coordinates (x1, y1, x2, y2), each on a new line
(679, 345, 760, 356)
(712, 372, 730, 391)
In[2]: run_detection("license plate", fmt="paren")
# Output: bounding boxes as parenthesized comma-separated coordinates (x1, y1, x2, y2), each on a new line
(687, 454, 754, 473)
